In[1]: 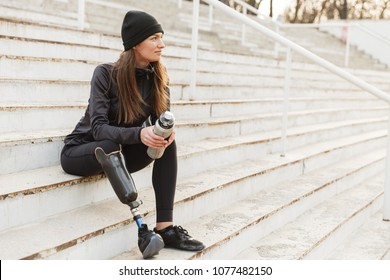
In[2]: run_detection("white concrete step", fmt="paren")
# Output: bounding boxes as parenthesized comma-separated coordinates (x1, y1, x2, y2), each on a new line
(0, 103, 86, 134)
(2, 0, 388, 74)
(327, 211, 390, 259)
(0, 35, 120, 62)
(0, 33, 204, 62)
(0, 18, 211, 58)
(0, 76, 382, 104)
(0, 77, 186, 104)
(5, 54, 386, 91)
(1, 114, 386, 175)
(0, 55, 96, 81)
(0, 129, 67, 175)
(0, 0, 79, 16)
(2, 20, 389, 94)
(0, 5, 80, 29)
(172, 98, 386, 120)
(0, 12, 208, 50)
(0, 165, 112, 232)
(0, 0, 389, 261)
(3, 18, 389, 79)
(0, 128, 386, 234)
(175, 108, 389, 141)
(113, 149, 385, 260)
(2, 99, 386, 134)
(267, 28, 387, 70)
(0, 18, 120, 49)
(175, 84, 377, 101)
(0, 131, 384, 259)
(233, 175, 385, 260)
(0, 79, 90, 103)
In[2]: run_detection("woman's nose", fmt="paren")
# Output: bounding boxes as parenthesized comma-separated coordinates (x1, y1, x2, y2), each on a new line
(158, 39, 165, 48)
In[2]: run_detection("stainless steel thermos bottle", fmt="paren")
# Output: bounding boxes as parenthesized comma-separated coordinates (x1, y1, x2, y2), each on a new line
(147, 111, 175, 159)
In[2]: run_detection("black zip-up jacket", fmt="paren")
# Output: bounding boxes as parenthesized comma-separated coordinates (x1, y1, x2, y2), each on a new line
(64, 63, 168, 147)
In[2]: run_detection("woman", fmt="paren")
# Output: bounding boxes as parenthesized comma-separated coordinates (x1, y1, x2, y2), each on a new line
(61, 10, 205, 258)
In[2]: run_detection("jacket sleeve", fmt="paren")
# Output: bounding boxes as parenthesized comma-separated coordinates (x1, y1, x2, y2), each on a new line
(89, 65, 142, 145)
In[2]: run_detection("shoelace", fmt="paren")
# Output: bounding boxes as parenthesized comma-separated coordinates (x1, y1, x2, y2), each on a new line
(174, 226, 192, 239)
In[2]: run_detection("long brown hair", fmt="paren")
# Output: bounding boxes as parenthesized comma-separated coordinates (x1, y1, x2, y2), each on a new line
(112, 50, 169, 124)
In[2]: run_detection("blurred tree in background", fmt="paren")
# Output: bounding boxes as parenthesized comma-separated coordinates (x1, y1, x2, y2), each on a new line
(284, 0, 390, 23)
(215, 0, 389, 22)
(194, 0, 389, 22)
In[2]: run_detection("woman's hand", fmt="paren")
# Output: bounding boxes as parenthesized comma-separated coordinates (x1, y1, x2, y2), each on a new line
(140, 126, 175, 148)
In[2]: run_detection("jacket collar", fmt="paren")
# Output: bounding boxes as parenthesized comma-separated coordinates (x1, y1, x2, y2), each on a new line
(136, 66, 155, 79)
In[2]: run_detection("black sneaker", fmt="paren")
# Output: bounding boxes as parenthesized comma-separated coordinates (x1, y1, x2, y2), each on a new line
(138, 224, 164, 259)
(155, 225, 205, 251)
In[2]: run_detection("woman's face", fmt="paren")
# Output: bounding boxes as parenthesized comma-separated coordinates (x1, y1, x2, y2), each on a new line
(133, 32, 165, 68)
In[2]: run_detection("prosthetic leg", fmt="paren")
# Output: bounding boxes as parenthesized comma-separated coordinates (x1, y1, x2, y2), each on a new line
(95, 147, 164, 259)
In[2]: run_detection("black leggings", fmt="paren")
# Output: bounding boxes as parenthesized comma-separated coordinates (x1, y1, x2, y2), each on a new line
(60, 140, 177, 223)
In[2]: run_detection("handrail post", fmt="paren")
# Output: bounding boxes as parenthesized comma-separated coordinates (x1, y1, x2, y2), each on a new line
(208, 5, 213, 26)
(77, 0, 85, 30)
(383, 111, 390, 221)
(344, 22, 350, 67)
(241, 6, 247, 45)
(281, 47, 292, 157)
(189, 0, 200, 100)
(274, 24, 280, 58)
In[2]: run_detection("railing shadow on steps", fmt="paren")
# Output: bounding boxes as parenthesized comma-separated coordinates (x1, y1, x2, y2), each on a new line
(73, 0, 390, 220)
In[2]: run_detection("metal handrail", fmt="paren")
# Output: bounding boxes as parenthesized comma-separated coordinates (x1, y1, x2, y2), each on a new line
(280, 21, 390, 67)
(228, 0, 390, 67)
(200, 0, 390, 102)
(198, 0, 390, 220)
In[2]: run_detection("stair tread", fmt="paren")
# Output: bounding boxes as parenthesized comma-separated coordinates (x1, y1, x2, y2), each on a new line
(3, 55, 390, 90)
(1, 0, 389, 261)
(1, 113, 386, 144)
(0, 102, 87, 108)
(2, 34, 388, 82)
(0, 124, 387, 197)
(1, 155, 277, 259)
(0, 15, 203, 49)
(0, 130, 384, 259)
(0, 97, 382, 107)
(0, 129, 68, 145)
(112, 149, 385, 260)
(0, 165, 105, 200)
(327, 211, 390, 259)
(233, 175, 385, 260)
(177, 124, 386, 156)
(0, 96, 378, 105)
(0, 196, 128, 259)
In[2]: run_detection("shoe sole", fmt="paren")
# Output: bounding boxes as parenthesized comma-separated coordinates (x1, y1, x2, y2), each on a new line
(142, 234, 165, 259)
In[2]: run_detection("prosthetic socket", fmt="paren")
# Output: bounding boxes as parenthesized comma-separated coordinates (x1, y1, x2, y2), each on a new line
(95, 147, 164, 259)
(147, 111, 175, 159)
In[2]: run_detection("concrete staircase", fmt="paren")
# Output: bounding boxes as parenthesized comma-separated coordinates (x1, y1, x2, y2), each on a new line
(1, 0, 390, 260)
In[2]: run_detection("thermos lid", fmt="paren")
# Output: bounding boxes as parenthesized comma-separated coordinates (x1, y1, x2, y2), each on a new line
(159, 111, 175, 128)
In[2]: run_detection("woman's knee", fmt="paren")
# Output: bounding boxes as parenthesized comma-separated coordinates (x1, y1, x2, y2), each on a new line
(121, 143, 153, 173)
(96, 140, 121, 154)
(60, 140, 120, 176)
(163, 140, 177, 157)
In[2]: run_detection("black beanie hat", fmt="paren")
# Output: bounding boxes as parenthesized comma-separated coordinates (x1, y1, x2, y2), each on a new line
(121, 11, 164, 51)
